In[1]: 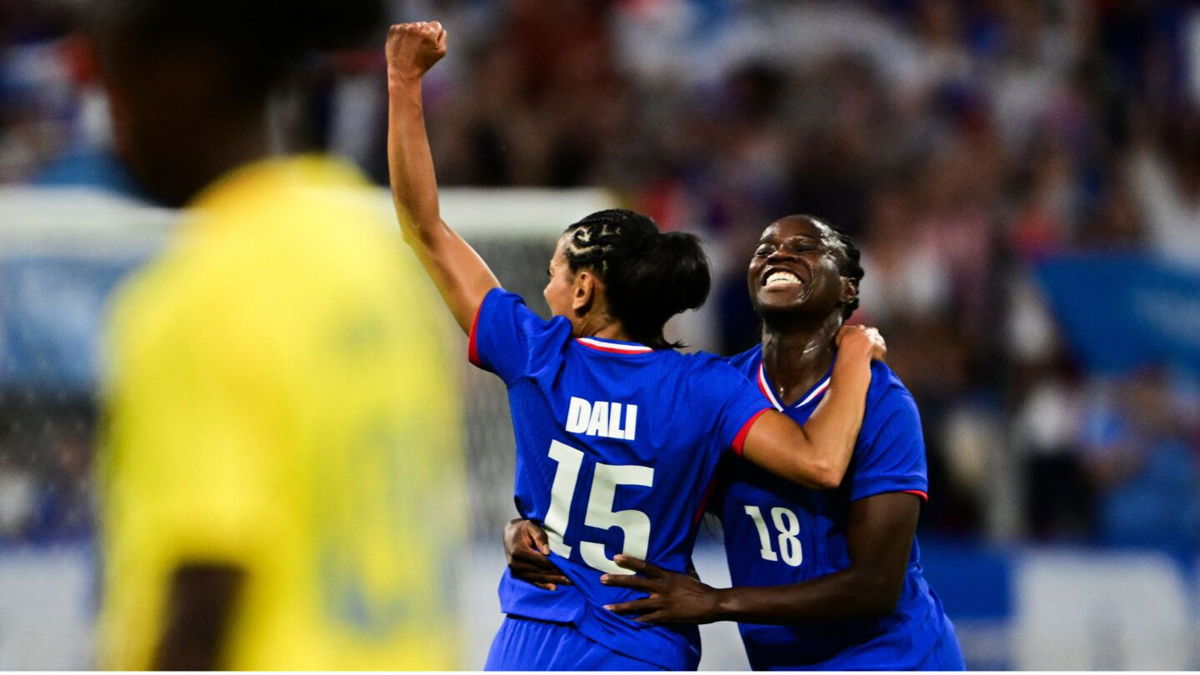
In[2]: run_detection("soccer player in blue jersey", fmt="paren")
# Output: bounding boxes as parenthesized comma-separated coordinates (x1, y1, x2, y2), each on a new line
(507, 215, 965, 670)
(386, 24, 886, 671)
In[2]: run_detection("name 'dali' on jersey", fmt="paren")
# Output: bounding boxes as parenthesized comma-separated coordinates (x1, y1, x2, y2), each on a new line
(564, 397, 638, 440)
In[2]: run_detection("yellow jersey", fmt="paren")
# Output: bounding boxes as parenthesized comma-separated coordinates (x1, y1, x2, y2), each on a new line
(96, 156, 464, 670)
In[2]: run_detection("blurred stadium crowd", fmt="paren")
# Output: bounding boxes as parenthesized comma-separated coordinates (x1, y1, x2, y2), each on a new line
(2, 0, 1199, 572)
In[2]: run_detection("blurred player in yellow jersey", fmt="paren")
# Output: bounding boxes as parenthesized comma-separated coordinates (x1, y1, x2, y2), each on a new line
(90, 0, 464, 669)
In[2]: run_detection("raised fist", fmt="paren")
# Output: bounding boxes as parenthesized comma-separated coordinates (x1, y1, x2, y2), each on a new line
(386, 21, 447, 84)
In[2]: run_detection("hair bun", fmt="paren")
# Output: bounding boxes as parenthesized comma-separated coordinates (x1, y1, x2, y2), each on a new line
(649, 231, 709, 313)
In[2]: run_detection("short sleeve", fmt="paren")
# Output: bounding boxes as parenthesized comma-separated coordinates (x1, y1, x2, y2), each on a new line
(847, 382, 929, 502)
(696, 359, 772, 455)
(469, 288, 557, 385)
(101, 274, 287, 565)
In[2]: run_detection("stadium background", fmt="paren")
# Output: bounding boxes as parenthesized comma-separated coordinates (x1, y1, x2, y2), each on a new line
(1, 0, 1199, 669)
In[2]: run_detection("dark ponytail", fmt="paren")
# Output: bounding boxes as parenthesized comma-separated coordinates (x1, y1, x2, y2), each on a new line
(563, 209, 710, 349)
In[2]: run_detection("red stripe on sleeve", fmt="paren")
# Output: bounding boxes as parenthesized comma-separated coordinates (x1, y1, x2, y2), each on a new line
(467, 301, 484, 367)
(902, 489, 929, 503)
(731, 409, 770, 456)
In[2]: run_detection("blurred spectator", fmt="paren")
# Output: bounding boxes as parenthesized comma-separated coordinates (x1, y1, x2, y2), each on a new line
(1079, 367, 1200, 564)
(30, 428, 93, 543)
(0, 1, 78, 182)
(0, 456, 37, 539)
(1011, 357, 1094, 541)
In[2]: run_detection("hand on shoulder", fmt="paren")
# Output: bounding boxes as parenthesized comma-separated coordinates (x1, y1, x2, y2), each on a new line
(836, 324, 886, 362)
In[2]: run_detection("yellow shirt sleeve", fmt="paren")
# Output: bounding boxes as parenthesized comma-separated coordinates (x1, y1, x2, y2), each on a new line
(105, 262, 290, 561)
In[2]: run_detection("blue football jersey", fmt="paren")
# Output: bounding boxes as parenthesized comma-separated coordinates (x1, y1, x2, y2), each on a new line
(716, 345, 964, 670)
(470, 289, 771, 669)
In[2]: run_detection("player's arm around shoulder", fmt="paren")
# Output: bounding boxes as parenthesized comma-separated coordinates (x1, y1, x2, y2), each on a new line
(740, 325, 886, 490)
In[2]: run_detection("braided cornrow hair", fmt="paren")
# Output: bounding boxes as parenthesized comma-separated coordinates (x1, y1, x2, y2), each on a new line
(562, 209, 711, 349)
(829, 223, 864, 320)
(562, 209, 658, 276)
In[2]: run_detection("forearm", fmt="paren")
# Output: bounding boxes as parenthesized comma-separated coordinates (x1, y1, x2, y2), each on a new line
(711, 569, 898, 624)
(386, 76, 443, 243)
(713, 492, 913, 624)
(153, 564, 242, 669)
(797, 352, 872, 484)
(384, 40, 499, 332)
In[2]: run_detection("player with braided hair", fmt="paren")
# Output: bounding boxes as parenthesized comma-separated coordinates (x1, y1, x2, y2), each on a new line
(386, 23, 889, 670)
(560, 209, 710, 348)
(507, 215, 965, 670)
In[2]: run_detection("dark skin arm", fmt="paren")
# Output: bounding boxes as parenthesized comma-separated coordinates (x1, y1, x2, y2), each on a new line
(503, 518, 572, 590)
(601, 492, 920, 623)
(153, 564, 243, 669)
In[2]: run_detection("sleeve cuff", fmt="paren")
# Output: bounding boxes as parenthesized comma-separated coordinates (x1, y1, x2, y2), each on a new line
(467, 299, 484, 368)
(849, 474, 929, 502)
(731, 409, 770, 456)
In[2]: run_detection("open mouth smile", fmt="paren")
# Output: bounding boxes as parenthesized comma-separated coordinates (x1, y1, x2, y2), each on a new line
(761, 267, 806, 288)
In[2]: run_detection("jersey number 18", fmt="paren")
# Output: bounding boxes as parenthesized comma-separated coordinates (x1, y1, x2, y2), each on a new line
(744, 504, 803, 567)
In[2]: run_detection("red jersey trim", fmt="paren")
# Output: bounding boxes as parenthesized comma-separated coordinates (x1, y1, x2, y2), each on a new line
(757, 362, 831, 410)
(796, 377, 831, 407)
(576, 337, 654, 354)
(731, 409, 770, 456)
(757, 363, 783, 411)
(903, 489, 929, 503)
(468, 301, 484, 367)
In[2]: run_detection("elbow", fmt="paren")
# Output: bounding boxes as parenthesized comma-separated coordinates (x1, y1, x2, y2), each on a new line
(399, 218, 445, 248)
(800, 462, 845, 491)
(399, 225, 425, 248)
(862, 587, 901, 619)
(812, 471, 841, 491)
(848, 576, 903, 619)
(835, 578, 902, 619)
(793, 436, 851, 490)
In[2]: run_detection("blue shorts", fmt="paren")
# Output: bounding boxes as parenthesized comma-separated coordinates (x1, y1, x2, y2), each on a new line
(923, 614, 967, 670)
(485, 615, 669, 671)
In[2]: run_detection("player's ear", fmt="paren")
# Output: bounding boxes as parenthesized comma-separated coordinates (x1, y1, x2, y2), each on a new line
(839, 275, 857, 307)
(572, 270, 596, 314)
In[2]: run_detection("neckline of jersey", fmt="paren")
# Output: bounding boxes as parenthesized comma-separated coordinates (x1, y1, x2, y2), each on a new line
(188, 154, 362, 225)
(575, 336, 654, 354)
(756, 359, 832, 411)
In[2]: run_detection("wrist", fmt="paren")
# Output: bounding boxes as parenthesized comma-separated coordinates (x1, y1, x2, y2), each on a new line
(710, 587, 739, 622)
(387, 72, 425, 94)
(835, 345, 872, 366)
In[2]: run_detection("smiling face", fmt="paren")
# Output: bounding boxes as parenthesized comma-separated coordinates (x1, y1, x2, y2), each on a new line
(747, 215, 851, 320)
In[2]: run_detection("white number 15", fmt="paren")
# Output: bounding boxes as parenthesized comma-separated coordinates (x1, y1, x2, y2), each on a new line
(543, 440, 654, 575)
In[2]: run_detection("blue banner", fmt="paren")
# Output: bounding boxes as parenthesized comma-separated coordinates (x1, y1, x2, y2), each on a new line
(1036, 254, 1200, 374)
